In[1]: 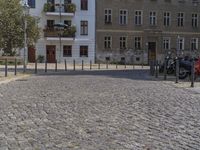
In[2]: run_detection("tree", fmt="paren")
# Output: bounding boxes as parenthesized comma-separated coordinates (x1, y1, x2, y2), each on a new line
(0, 0, 40, 56)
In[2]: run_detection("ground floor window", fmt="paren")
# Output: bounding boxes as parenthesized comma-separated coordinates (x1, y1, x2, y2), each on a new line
(178, 37, 184, 50)
(80, 46, 88, 57)
(163, 37, 170, 50)
(191, 38, 198, 51)
(63, 45, 72, 57)
(134, 37, 142, 50)
(104, 36, 112, 49)
(120, 36, 127, 49)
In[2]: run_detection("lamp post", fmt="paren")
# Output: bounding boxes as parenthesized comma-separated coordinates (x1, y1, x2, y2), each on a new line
(23, 2, 30, 73)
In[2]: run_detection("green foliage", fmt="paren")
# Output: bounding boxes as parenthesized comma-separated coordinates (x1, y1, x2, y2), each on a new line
(0, 0, 40, 56)
(63, 26, 76, 37)
(43, 3, 53, 12)
(65, 3, 76, 13)
(37, 55, 44, 63)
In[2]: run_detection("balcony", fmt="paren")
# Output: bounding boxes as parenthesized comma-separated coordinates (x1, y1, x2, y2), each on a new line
(43, 3, 76, 16)
(43, 26, 76, 41)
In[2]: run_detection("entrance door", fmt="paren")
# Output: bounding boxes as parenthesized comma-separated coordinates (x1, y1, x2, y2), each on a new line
(46, 45, 56, 63)
(28, 47, 36, 63)
(148, 42, 156, 63)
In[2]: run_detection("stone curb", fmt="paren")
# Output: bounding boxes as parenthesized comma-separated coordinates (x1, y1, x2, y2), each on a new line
(0, 74, 31, 85)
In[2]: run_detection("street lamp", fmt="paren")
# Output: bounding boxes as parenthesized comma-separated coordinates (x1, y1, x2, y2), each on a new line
(23, 2, 30, 73)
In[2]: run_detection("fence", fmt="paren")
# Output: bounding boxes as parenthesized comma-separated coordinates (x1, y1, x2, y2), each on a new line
(0, 59, 149, 78)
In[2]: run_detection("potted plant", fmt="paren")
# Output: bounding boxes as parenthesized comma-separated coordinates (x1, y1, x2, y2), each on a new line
(65, 3, 76, 13)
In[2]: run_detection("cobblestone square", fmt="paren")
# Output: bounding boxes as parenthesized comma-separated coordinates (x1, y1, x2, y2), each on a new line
(0, 70, 200, 149)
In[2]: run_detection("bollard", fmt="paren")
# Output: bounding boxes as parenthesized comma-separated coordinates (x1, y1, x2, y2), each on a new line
(90, 60, 92, 70)
(155, 60, 158, 78)
(133, 58, 135, 69)
(14, 58, 17, 76)
(164, 58, 167, 80)
(5, 58, 8, 77)
(35, 59, 37, 74)
(124, 61, 126, 69)
(106, 61, 108, 69)
(191, 58, 195, 87)
(98, 62, 100, 69)
(23, 59, 26, 73)
(55, 60, 57, 72)
(73, 59, 75, 71)
(116, 62, 118, 69)
(65, 59, 67, 71)
(175, 57, 179, 84)
(45, 60, 47, 73)
(82, 60, 84, 70)
(150, 60, 154, 76)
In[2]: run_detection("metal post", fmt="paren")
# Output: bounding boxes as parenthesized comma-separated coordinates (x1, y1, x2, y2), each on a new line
(82, 60, 84, 70)
(98, 62, 100, 69)
(106, 61, 108, 69)
(5, 58, 7, 77)
(55, 60, 57, 72)
(90, 60, 92, 70)
(45, 60, 47, 73)
(73, 59, 75, 71)
(155, 60, 158, 78)
(164, 58, 167, 80)
(14, 58, 17, 76)
(65, 59, 67, 71)
(175, 57, 179, 84)
(191, 58, 195, 87)
(124, 60, 126, 69)
(35, 59, 37, 74)
(116, 62, 118, 69)
(142, 50, 144, 68)
(23, 59, 26, 73)
(133, 56, 135, 69)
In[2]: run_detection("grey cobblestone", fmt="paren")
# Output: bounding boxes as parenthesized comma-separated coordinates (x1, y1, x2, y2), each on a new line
(0, 70, 200, 149)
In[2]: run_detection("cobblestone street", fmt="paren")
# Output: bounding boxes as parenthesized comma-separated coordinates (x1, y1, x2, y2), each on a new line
(0, 70, 200, 150)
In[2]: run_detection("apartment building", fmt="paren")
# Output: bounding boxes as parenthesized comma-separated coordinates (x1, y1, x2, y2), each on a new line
(27, 0, 95, 63)
(96, 0, 200, 64)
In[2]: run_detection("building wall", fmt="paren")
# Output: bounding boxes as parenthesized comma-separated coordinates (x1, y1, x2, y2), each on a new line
(96, 0, 200, 64)
(28, 0, 95, 63)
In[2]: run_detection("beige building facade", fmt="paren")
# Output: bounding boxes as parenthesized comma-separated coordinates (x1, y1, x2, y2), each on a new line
(96, 0, 200, 64)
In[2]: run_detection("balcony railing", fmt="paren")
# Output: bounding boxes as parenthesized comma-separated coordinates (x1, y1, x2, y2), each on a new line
(43, 26, 76, 38)
(43, 3, 76, 13)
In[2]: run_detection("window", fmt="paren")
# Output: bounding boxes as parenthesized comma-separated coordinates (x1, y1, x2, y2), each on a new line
(191, 38, 198, 50)
(64, 20, 72, 26)
(150, 11, 157, 25)
(192, 13, 198, 28)
(28, 0, 35, 8)
(119, 10, 128, 25)
(104, 36, 112, 49)
(80, 46, 88, 57)
(120, 37, 127, 49)
(80, 21, 88, 35)
(63, 45, 72, 57)
(105, 9, 112, 24)
(163, 38, 171, 50)
(134, 37, 142, 50)
(47, 20, 54, 28)
(178, 37, 184, 50)
(64, 0, 71, 4)
(164, 12, 171, 26)
(178, 13, 184, 27)
(135, 11, 143, 25)
(81, 0, 88, 10)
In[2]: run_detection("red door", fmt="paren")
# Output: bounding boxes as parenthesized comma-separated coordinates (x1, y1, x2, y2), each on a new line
(46, 45, 56, 63)
(28, 47, 36, 63)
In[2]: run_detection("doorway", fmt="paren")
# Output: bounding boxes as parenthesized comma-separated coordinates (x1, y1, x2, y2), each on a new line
(28, 47, 36, 63)
(46, 45, 56, 63)
(148, 42, 156, 63)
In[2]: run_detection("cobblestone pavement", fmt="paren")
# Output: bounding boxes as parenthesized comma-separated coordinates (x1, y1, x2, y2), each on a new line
(0, 70, 200, 150)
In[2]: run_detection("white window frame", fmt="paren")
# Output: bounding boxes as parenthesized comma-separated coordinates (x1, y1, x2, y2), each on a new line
(178, 37, 185, 50)
(119, 9, 128, 25)
(104, 36, 112, 49)
(134, 37, 142, 50)
(150, 11, 157, 26)
(104, 8, 112, 24)
(164, 12, 171, 26)
(120, 36, 127, 49)
(192, 13, 198, 28)
(135, 10, 143, 25)
(191, 38, 198, 50)
(163, 37, 171, 50)
(177, 12, 184, 27)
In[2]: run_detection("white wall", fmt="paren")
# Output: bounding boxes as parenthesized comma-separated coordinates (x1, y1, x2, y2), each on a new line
(28, 0, 96, 63)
